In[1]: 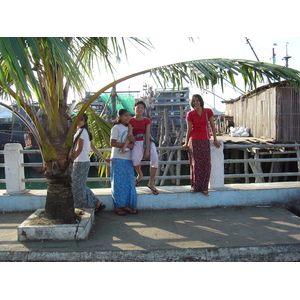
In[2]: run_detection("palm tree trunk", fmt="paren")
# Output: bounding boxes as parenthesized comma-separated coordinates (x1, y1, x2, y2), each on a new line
(44, 181, 75, 220)
(43, 151, 76, 221)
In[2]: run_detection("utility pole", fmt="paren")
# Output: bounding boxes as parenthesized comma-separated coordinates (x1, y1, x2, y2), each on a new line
(282, 42, 292, 67)
(245, 37, 259, 61)
(272, 43, 277, 64)
(111, 84, 117, 120)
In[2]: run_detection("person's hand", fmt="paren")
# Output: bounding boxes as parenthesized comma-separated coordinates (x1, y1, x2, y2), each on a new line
(214, 140, 221, 148)
(143, 149, 150, 159)
(104, 158, 113, 163)
(128, 142, 134, 150)
(128, 134, 135, 142)
(181, 144, 189, 150)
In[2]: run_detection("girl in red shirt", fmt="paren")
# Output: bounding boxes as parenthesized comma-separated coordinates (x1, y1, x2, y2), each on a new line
(182, 94, 221, 195)
(129, 100, 159, 195)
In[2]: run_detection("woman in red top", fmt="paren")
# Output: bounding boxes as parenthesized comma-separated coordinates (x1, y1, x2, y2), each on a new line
(182, 94, 221, 195)
(129, 100, 159, 195)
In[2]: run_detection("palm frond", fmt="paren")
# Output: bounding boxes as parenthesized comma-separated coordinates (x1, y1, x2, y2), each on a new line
(73, 37, 153, 78)
(150, 58, 300, 91)
(78, 58, 300, 126)
(86, 106, 112, 178)
(86, 106, 112, 148)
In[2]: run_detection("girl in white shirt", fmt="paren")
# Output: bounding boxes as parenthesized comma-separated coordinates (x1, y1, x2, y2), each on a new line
(110, 109, 137, 215)
(72, 114, 111, 213)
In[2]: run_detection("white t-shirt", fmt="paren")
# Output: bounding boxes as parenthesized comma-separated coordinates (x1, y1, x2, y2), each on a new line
(74, 128, 90, 162)
(110, 124, 132, 160)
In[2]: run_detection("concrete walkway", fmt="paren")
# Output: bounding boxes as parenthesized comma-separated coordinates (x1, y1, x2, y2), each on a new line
(0, 204, 300, 262)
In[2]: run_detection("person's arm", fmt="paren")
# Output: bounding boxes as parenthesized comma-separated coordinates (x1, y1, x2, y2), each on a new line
(182, 121, 192, 150)
(110, 139, 125, 148)
(73, 138, 84, 160)
(120, 123, 134, 151)
(90, 141, 112, 162)
(127, 124, 134, 140)
(111, 138, 134, 150)
(209, 116, 221, 148)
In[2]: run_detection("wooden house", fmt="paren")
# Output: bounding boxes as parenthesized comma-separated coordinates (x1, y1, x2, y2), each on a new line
(224, 81, 300, 142)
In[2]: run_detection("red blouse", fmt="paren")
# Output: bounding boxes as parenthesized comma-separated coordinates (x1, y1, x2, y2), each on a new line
(186, 108, 214, 140)
(129, 117, 151, 141)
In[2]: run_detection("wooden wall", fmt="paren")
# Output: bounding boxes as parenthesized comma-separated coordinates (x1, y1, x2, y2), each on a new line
(225, 83, 300, 142)
(276, 87, 300, 142)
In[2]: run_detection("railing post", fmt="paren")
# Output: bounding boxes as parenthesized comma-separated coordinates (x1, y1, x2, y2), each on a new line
(176, 149, 181, 185)
(209, 140, 224, 188)
(4, 143, 27, 194)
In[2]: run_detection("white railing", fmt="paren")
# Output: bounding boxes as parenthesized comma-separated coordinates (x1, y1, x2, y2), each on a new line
(1, 142, 300, 193)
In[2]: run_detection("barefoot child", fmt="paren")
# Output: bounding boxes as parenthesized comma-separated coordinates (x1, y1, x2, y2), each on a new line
(129, 100, 159, 195)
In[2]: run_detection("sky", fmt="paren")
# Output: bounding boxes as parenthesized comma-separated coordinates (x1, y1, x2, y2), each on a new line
(3, 1, 300, 113)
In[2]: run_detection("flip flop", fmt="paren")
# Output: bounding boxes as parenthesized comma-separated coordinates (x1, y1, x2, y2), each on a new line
(114, 209, 127, 216)
(94, 203, 106, 214)
(135, 179, 141, 187)
(147, 185, 159, 195)
(202, 191, 210, 196)
(123, 207, 138, 214)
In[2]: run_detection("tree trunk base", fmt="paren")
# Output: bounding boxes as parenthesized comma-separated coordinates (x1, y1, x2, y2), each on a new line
(44, 182, 75, 221)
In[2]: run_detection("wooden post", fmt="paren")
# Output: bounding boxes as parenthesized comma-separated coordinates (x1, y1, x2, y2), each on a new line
(249, 148, 264, 183)
(244, 149, 249, 183)
(176, 149, 181, 186)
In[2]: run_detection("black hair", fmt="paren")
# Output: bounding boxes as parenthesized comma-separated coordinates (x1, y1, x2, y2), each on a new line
(191, 94, 204, 108)
(134, 100, 146, 108)
(112, 108, 129, 126)
(79, 113, 93, 141)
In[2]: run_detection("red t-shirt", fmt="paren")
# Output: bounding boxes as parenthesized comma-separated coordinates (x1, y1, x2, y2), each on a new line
(129, 117, 151, 141)
(186, 108, 214, 140)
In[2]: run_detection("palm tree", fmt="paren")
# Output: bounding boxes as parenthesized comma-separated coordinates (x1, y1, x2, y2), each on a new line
(1, 37, 300, 221)
(0, 37, 151, 221)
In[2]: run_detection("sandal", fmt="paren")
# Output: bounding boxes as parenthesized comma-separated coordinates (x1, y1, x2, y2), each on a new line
(202, 191, 210, 196)
(94, 203, 106, 214)
(147, 185, 159, 195)
(123, 207, 138, 214)
(114, 208, 127, 216)
(135, 179, 141, 187)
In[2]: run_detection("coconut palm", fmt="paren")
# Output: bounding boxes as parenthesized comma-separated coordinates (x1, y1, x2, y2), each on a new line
(1, 37, 300, 221)
(0, 37, 152, 220)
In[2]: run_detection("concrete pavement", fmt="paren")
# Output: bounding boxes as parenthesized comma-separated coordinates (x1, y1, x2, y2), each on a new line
(0, 204, 300, 261)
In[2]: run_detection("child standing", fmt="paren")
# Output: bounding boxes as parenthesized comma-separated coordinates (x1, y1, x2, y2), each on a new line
(110, 109, 138, 215)
(130, 100, 159, 195)
(72, 114, 111, 213)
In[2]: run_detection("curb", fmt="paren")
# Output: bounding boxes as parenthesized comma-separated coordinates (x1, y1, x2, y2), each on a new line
(1, 244, 299, 262)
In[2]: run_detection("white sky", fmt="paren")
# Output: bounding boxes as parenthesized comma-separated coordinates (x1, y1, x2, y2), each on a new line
(3, 1, 300, 113)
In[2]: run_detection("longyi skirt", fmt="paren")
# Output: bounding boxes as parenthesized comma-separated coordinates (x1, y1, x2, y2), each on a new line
(188, 139, 211, 192)
(72, 161, 99, 209)
(110, 158, 137, 208)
